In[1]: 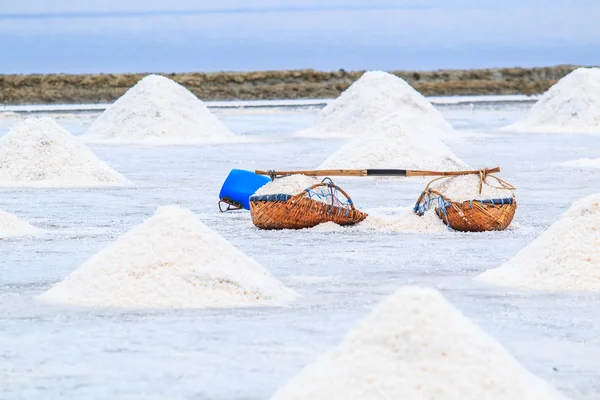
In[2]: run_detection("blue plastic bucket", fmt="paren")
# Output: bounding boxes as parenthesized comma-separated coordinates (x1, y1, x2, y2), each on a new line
(219, 169, 271, 210)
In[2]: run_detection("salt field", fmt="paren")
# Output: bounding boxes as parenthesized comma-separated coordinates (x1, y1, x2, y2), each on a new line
(1, 97, 600, 399)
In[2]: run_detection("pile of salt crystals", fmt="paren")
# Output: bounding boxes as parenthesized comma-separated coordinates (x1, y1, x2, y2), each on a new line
(476, 193, 600, 292)
(0, 208, 41, 238)
(317, 111, 468, 171)
(81, 74, 237, 145)
(507, 67, 600, 133)
(0, 117, 126, 187)
(271, 287, 566, 400)
(427, 174, 515, 203)
(296, 70, 454, 139)
(38, 205, 297, 308)
(254, 174, 320, 197)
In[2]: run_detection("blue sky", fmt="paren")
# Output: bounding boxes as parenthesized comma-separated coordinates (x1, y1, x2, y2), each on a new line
(1, 0, 599, 73)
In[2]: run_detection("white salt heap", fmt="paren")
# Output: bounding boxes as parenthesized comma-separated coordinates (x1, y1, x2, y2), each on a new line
(358, 206, 448, 233)
(272, 286, 565, 400)
(0, 117, 126, 187)
(476, 193, 600, 291)
(430, 174, 514, 202)
(254, 174, 320, 196)
(317, 111, 467, 171)
(507, 67, 600, 133)
(296, 70, 454, 139)
(38, 205, 296, 308)
(81, 74, 237, 145)
(0, 208, 41, 238)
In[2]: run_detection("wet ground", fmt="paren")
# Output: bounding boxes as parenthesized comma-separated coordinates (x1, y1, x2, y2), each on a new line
(1, 98, 599, 399)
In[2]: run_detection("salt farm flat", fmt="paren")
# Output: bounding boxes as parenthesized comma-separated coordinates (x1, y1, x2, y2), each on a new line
(1, 97, 600, 399)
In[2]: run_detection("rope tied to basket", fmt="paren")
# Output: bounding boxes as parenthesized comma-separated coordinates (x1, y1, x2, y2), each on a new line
(413, 168, 516, 217)
(302, 177, 357, 216)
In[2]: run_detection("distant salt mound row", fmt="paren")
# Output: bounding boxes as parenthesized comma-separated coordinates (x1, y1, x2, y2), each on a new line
(271, 286, 565, 400)
(476, 193, 600, 291)
(0, 209, 41, 238)
(38, 205, 297, 308)
(317, 111, 467, 171)
(0, 118, 126, 187)
(254, 174, 320, 196)
(507, 67, 600, 133)
(296, 70, 454, 139)
(81, 74, 238, 145)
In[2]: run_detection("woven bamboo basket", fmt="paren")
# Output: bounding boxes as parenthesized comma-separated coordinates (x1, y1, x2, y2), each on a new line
(249, 181, 367, 230)
(414, 171, 517, 232)
(434, 197, 517, 232)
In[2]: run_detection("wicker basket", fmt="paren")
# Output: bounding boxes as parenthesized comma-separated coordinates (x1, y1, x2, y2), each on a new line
(435, 197, 517, 232)
(249, 181, 367, 230)
(414, 171, 517, 232)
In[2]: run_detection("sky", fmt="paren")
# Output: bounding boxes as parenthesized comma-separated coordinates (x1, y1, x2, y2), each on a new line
(1, 0, 599, 74)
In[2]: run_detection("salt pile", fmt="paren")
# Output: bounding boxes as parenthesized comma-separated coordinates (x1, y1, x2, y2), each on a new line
(358, 206, 448, 233)
(296, 70, 454, 138)
(38, 205, 297, 308)
(254, 174, 320, 196)
(307, 207, 449, 234)
(430, 174, 514, 202)
(317, 111, 468, 171)
(0, 117, 126, 187)
(0, 208, 41, 238)
(81, 74, 238, 145)
(507, 67, 600, 133)
(476, 193, 600, 291)
(271, 287, 565, 400)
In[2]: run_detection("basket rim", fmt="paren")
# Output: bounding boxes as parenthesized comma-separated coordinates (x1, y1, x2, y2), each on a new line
(250, 193, 293, 202)
(441, 197, 516, 207)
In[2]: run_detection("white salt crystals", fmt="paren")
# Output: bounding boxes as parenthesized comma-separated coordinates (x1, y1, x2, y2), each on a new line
(507, 67, 600, 133)
(0, 117, 126, 187)
(39, 205, 297, 308)
(430, 174, 514, 202)
(318, 111, 467, 171)
(81, 74, 238, 144)
(0, 208, 41, 238)
(271, 287, 566, 400)
(477, 193, 600, 291)
(254, 174, 320, 196)
(297, 70, 454, 139)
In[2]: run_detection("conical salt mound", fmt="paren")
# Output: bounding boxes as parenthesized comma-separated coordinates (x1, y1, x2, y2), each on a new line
(0, 118, 126, 187)
(508, 67, 600, 133)
(271, 287, 565, 400)
(0, 208, 41, 238)
(476, 193, 600, 291)
(81, 74, 237, 145)
(38, 205, 297, 308)
(317, 111, 468, 170)
(296, 70, 454, 139)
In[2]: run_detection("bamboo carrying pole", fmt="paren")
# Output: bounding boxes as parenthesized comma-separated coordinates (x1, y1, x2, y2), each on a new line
(255, 167, 501, 178)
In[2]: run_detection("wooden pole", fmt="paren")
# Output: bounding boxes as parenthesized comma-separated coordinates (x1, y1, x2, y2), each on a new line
(255, 167, 500, 178)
